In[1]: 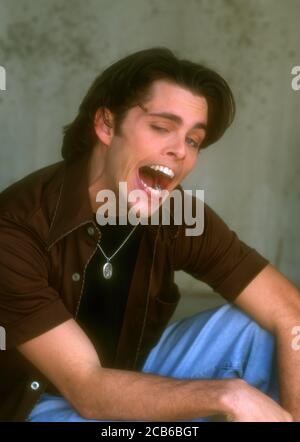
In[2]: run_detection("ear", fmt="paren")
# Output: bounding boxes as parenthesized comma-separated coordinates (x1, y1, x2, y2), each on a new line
(94, 108, 114, 146)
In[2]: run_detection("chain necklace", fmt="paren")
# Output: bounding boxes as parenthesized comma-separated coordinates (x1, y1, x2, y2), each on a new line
(96, 224, 138, 279)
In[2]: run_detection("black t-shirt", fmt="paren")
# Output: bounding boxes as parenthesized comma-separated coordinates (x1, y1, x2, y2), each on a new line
(76, 220, 143, 367)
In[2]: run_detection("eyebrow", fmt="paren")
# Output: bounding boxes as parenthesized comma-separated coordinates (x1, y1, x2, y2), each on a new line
(142, 109, 207, 131)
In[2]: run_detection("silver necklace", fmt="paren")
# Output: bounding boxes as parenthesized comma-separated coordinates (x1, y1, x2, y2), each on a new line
(96, 224, 138, 279)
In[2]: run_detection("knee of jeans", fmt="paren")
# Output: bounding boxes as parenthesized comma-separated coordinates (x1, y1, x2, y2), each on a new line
(227, 305, 271, 333)
(224, 305, 275, 356)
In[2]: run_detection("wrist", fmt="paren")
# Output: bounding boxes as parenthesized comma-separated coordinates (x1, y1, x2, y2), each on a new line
(217, 378, 247, 417)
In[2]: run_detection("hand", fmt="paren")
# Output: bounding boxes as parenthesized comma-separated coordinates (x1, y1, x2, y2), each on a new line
(222, 379, 293, 422)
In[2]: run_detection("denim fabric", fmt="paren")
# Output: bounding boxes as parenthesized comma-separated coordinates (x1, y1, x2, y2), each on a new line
(27, 304, 278, 422)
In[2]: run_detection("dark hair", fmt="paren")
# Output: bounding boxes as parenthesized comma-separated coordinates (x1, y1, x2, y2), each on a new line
(61, 47, 235, 162)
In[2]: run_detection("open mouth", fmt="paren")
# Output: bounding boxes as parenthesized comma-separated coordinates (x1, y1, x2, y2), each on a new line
(137, 164, 175, 195)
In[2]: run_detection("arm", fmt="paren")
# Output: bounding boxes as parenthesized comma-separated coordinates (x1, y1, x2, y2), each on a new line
(18, 318, 231, 421)
(18, 316, 292, 421)
(233, 263, 300, 421)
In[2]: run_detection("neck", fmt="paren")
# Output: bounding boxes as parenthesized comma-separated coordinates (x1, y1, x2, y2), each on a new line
(88, 144, 112, 213)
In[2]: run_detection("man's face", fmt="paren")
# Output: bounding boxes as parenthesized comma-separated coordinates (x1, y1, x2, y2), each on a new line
(96, 80, 208, 218)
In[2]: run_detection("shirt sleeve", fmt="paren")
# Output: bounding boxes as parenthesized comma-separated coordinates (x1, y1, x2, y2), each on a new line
(171, 201, 269, 301)
(0, 216, 72, 349)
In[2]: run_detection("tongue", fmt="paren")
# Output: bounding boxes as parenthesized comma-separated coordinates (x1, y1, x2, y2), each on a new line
(139, 167, 158, 189)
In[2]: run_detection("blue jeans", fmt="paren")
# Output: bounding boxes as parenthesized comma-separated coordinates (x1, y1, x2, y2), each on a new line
(26, 304, 278, 422)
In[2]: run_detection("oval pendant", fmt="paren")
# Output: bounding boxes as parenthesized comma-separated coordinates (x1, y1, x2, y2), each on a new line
(103, 262, 113, 279)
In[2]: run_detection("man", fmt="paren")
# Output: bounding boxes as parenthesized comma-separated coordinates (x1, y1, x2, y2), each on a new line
(0, 48, 299, 422)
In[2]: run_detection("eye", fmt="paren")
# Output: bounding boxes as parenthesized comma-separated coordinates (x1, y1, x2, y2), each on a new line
(150, 125, 169, 133)
(186, 137, 201, 149)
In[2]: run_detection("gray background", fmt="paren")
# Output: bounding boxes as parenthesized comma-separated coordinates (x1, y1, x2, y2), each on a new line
(0, 0, 299, 322)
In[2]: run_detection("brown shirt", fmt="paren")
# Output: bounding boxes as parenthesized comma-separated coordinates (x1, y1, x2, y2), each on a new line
(0, 153, 269, 421)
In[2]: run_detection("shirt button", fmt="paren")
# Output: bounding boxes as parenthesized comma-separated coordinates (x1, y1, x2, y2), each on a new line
(72, 272, 81, 282)
(30, 381, 40, 391)
(87, 226, 95, 236)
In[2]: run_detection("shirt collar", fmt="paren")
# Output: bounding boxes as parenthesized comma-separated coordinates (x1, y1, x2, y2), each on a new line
(47, 153, 93, 249)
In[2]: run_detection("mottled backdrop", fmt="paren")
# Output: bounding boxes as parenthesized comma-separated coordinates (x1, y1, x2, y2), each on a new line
(0, 0, 299, 319)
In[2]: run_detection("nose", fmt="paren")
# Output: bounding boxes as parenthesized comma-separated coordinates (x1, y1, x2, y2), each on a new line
(165, 139, 187, 160)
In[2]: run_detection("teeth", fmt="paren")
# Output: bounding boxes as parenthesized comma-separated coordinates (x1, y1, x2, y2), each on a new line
(140, 178, 162, 195)
(150, 164, 175, 179)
